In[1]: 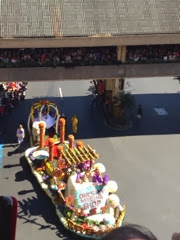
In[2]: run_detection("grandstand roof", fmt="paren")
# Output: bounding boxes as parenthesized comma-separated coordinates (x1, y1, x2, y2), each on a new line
(0, 0, 180, 38)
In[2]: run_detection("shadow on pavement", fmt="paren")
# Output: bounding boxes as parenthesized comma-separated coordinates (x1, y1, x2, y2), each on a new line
(7, 141, 28, 156)
(18, 189, 34, 195)
(2, 144, 17, 148)
(3, 163, 21, 168)
(16, 156, 85, 240)
(0, 93, 180, 146)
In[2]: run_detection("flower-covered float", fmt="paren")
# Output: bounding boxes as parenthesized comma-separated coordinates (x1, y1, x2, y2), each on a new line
(25, 101, 126, 239)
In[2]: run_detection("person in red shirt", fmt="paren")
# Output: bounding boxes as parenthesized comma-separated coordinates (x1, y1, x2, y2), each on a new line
(41, 53, 46, 62)
(98, 80, 104, 94)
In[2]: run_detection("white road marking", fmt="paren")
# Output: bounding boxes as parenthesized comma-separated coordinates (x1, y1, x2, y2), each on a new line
(59, 87, 63, 99)
(154, 107, 168, 116)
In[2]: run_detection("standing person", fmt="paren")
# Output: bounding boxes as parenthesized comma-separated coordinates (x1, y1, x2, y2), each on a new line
(99, 93, 104, 112)
(71, 115, 78, 135)
(98, 80, 104, 95)
(16, 124, 25, 146)
(20, 91, 25, 101)
(4, 90, 8, 104)
(137, 104, 142, 119)
(93, 80, 98, 94)
(105, 97, 109, 111)
(91, 91, 98, 109)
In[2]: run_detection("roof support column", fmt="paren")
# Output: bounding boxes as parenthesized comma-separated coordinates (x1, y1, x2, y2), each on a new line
(117, 46, 127, 63)
(104, 78, 123, 97)
(121, 46, 127, 63)
(117, 46, 122, 62)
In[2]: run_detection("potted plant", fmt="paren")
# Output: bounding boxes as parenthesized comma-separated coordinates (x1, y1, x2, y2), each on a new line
(111, 91, 134, 126)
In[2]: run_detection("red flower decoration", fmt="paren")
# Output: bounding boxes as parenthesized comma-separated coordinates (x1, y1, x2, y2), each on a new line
(82, 223, 88, 229)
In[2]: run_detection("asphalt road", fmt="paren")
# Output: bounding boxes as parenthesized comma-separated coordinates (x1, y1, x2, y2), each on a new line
(1, 77, 180, 240)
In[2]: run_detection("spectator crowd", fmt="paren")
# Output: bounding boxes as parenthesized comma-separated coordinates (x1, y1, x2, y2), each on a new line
(0, 47, 117, 67)
(127, 45, 180, 63)
(0, 82, 27, 117)
(0, 45, 179, 67)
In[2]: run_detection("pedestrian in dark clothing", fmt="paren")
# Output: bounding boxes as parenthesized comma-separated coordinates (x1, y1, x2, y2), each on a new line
(93, 80, 98, 94)
(137, 104, 142, 119)
(0, 84, 4, 92)
(99, 94, 104, 112)
(105, 97, 109, 111)
(20, 91, 25, 101)
(91, 92, 98, 109)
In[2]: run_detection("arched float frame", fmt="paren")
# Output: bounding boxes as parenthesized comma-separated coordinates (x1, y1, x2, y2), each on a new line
(27, 100, 61, 138)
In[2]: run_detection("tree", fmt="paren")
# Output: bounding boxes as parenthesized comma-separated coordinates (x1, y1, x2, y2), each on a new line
(111, 91, 134, 125)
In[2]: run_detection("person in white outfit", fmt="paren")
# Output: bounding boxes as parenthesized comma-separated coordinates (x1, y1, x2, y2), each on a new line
(16, 124, 25, 145)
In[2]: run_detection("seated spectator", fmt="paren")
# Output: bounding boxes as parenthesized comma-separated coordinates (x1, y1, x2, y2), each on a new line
(169, 52, 175, 60)
(134, 53, 140, 61)
(11, 57, 17, 63)
(41, 53, 46, 62)
(3, 57, 9, 63)
(127, 45, 180, 63)
(174, 50, 179, 58)
(65, 55, 72, 63)
(38, 58, 43, 65)
(53, 56, 60, 64)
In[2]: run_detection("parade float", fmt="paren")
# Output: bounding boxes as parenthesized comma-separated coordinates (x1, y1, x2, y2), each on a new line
(25, 100, 126, 239)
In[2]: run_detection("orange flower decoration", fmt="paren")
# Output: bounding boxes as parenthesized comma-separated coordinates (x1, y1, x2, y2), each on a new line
(65, 195, 74, 206)
(58, 181, 66, 190)
(101, 206, 108, 214)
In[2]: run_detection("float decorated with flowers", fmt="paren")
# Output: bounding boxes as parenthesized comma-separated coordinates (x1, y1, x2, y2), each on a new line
(25, 100, 126, 239)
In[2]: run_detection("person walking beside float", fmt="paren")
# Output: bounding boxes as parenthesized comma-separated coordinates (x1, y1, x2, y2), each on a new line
(16, 124, 25, 146)
(71, 115, 78, 135)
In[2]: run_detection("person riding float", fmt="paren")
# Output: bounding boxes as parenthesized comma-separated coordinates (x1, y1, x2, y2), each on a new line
(71, 115, 78, 134)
